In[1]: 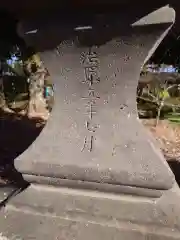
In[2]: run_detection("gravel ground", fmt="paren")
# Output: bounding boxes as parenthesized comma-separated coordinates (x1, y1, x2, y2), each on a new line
(142, 119, 180, 185)
(142, 119, 180, 160)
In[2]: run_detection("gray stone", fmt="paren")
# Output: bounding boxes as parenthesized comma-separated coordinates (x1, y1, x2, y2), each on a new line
(15, 7, 175, 195)
(0, 183, 180, 239)
(1, 4, 180, 240)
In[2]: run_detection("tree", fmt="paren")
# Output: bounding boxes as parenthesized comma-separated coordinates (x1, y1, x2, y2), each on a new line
(24, 54, 50, 120)
(0, 12, 51, 119)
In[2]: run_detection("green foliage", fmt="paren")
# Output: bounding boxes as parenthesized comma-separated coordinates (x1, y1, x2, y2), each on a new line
(0, 43, 54, 114)
(137, 71, 180, 125)
(159, 89, 170, 99)
(164, 112, 180, 124)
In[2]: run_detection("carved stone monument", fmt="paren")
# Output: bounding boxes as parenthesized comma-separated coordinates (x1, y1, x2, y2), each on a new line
(0, 3, 180, 239)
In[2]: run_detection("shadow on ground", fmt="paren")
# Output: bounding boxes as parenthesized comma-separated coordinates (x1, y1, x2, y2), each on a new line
(167, 160, 180, 187)
(0, 108, 45, 189)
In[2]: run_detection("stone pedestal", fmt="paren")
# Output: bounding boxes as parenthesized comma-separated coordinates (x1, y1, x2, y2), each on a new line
(16, 6, 176, 195)
(1, 5, 180, 239)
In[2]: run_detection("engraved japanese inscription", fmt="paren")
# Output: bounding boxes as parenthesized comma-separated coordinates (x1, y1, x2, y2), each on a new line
(81, 48, 100, 152)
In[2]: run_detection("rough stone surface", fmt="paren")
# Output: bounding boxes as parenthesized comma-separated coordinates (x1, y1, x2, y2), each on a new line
(15, 9, 175, 194)
(1, 5, 180, 240)
(0, 184, 180, 239)
(1, 209, 178, 240)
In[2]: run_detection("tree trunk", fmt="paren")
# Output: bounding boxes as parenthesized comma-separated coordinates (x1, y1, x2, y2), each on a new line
(26, 55, 49, 120)
(0, 77, 6, 109)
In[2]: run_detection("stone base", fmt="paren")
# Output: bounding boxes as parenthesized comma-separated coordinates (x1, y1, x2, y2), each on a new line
(1, 5, 180, 240)
(0, 183, 180, 239)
